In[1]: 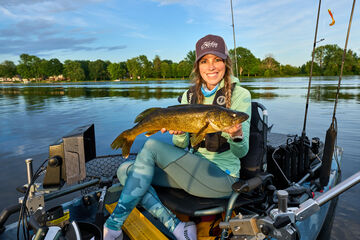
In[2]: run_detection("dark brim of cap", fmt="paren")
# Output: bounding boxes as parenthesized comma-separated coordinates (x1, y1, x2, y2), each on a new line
(196, 51, 228, 62)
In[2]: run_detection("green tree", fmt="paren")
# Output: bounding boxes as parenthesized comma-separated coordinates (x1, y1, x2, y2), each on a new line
(184, 50, 196, 66)
(39, 59, 51, 78)
(314, 46, 326, 74)
(229, 47, 259, 77)
(0, 60, 17, 77)
(260, 54, 280, 77)
(63, 60, 85, 81)
(108, 62, 127, 80)
(300, 61, 321, 75)
(171, 63, 178, 78)
(89, 59, 109, 81)
(17, 54, 42, 79)
(160, 62, 170, 79)
(177, 60, 192, 79)
(119, 62, 128, 78)
(126, 57, 141, 79)
(49, 58, 63, 76)
(250, 63, 261, 77)
(138, 55, 153, 78)
(77, 60, 90, 80)
(38, 58, 63, 78)
(343, 49, 359, 75)
(281, 64, 300, 76)
(153, 55, 161, 78)
(322, 45, 342, 76)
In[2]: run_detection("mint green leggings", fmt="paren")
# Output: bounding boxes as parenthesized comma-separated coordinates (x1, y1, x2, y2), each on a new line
(105, 138, 238, 232)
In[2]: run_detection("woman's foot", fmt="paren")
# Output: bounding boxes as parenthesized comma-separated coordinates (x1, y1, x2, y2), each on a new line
(173, 221, 197, 240)
(103, 226, 123, 240)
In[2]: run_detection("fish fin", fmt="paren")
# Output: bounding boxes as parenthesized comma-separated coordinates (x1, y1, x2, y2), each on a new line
(190, 133, 207, 147)
(208, 120, 222, 131)
(196, 122, 209, 136)
(167, 104, 191, 108)
(121, 139, 134, 159)
(145, 130, 159, 137)
(167, 104, 211, 108)
(134, 108, 162, 123)
(190, 123, 209, 147)
(111, 130, 135, 159)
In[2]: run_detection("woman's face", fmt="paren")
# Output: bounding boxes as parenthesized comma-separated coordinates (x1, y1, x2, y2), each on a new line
(199, 54, 226, 90)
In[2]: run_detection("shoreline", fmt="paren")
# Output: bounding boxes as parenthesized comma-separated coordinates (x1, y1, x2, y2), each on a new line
(1, 75, 359, 85)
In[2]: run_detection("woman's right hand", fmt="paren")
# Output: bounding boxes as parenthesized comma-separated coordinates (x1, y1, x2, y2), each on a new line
(161, 128, 184, 135)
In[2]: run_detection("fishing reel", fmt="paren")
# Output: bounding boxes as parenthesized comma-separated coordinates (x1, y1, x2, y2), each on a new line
(219, 190, 301, 240)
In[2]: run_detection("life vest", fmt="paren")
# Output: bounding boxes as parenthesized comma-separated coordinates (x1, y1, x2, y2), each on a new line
(186, 83, 235, 153)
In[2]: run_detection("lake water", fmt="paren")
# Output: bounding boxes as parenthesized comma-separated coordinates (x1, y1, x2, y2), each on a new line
(0, 76, 359, 239)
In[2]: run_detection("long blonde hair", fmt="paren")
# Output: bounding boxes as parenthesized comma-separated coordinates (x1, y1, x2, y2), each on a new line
(190, 57, 233, 108)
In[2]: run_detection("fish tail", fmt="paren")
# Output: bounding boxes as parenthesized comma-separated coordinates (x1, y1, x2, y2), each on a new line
(111, 130, 135, 159)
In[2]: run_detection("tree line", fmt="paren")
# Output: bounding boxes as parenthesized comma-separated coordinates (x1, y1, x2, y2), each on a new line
(0, 44, 359, 81)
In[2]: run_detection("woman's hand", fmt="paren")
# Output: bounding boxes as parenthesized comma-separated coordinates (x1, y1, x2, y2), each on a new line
(223, 123, 243, 138)
(161, 128, 184, 135)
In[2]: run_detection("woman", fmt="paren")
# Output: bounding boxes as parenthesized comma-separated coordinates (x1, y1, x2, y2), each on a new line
(104, 34, 251, 240)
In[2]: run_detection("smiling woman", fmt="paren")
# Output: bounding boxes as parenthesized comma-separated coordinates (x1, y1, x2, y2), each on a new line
(102, 34, 252, 240)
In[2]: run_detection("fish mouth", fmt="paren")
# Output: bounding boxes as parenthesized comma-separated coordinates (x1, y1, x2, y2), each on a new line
(222, 123, 240, 131)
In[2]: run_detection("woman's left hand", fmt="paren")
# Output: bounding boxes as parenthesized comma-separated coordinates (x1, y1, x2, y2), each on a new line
(224, 123, 243, 138)
(160, 128, 184, 135)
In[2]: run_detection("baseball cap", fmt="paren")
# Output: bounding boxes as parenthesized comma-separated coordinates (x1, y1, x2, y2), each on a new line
(195, 34, 229, 62)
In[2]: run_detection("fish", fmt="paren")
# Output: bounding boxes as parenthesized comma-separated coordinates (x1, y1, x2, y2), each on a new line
(328, 9, 335, 26)
(111, 104, 249, 158)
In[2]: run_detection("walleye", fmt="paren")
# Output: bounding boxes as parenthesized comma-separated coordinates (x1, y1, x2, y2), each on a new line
(111, 104, 249, 158)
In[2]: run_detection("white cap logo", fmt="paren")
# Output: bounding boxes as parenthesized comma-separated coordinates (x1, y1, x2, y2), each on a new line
(201, 41, 218, 50)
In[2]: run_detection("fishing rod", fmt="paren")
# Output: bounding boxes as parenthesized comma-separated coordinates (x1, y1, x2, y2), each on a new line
(302, 0, 322, 139)
(298, 0, 323, 175)
(320, 0, 356, 187)
(230, 0, 239, 78)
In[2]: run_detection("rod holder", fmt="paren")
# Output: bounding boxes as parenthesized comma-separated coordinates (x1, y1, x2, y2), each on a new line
(25, 158, 34, 185)
(277, 190, 288, 213)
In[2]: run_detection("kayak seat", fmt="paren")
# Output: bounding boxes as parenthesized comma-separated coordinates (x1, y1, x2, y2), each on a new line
(155, 186, 265, 217)
(240, 102, 269, 179)
(155, 102, 272, 218)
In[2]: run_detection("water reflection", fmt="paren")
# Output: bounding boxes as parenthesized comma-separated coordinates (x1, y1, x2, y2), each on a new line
(1, 77, 359, 103)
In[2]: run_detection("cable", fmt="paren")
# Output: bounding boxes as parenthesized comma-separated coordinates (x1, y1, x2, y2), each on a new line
(271, 147, 291, 186)
(17, 158, 48, 240)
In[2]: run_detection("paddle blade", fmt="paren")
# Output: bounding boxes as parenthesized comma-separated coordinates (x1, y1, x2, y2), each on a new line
(320, 124, 337, 187)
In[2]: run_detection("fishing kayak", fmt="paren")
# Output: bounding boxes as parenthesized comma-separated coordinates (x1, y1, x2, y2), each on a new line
(0, 105, 359, 239)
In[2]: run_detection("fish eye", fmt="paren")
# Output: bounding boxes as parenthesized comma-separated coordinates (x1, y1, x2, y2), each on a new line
(232, 113, 236, 117)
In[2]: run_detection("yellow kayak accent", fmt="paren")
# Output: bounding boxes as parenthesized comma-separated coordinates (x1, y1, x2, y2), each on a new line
(46, 210, 70, 227)
(105, 202, 169, 240)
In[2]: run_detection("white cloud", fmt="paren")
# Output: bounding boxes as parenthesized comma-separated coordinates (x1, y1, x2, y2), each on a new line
(0, 6, 15, 17)
(125, 32, 152, 40)
(151, 0, 181, 6)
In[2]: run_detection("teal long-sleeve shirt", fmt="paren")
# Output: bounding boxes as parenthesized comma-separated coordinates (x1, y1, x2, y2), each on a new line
(172, 77, 251, 178)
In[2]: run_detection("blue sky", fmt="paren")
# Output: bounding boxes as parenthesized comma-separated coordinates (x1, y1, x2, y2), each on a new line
(0, 0, 359, 67)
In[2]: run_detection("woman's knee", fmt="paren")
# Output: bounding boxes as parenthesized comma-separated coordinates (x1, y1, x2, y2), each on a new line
(142, 138, 161, 150)
(117, 160, 134, 185)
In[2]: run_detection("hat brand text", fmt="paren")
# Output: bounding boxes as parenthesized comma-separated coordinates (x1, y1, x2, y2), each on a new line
(201, 41, 218, 50)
